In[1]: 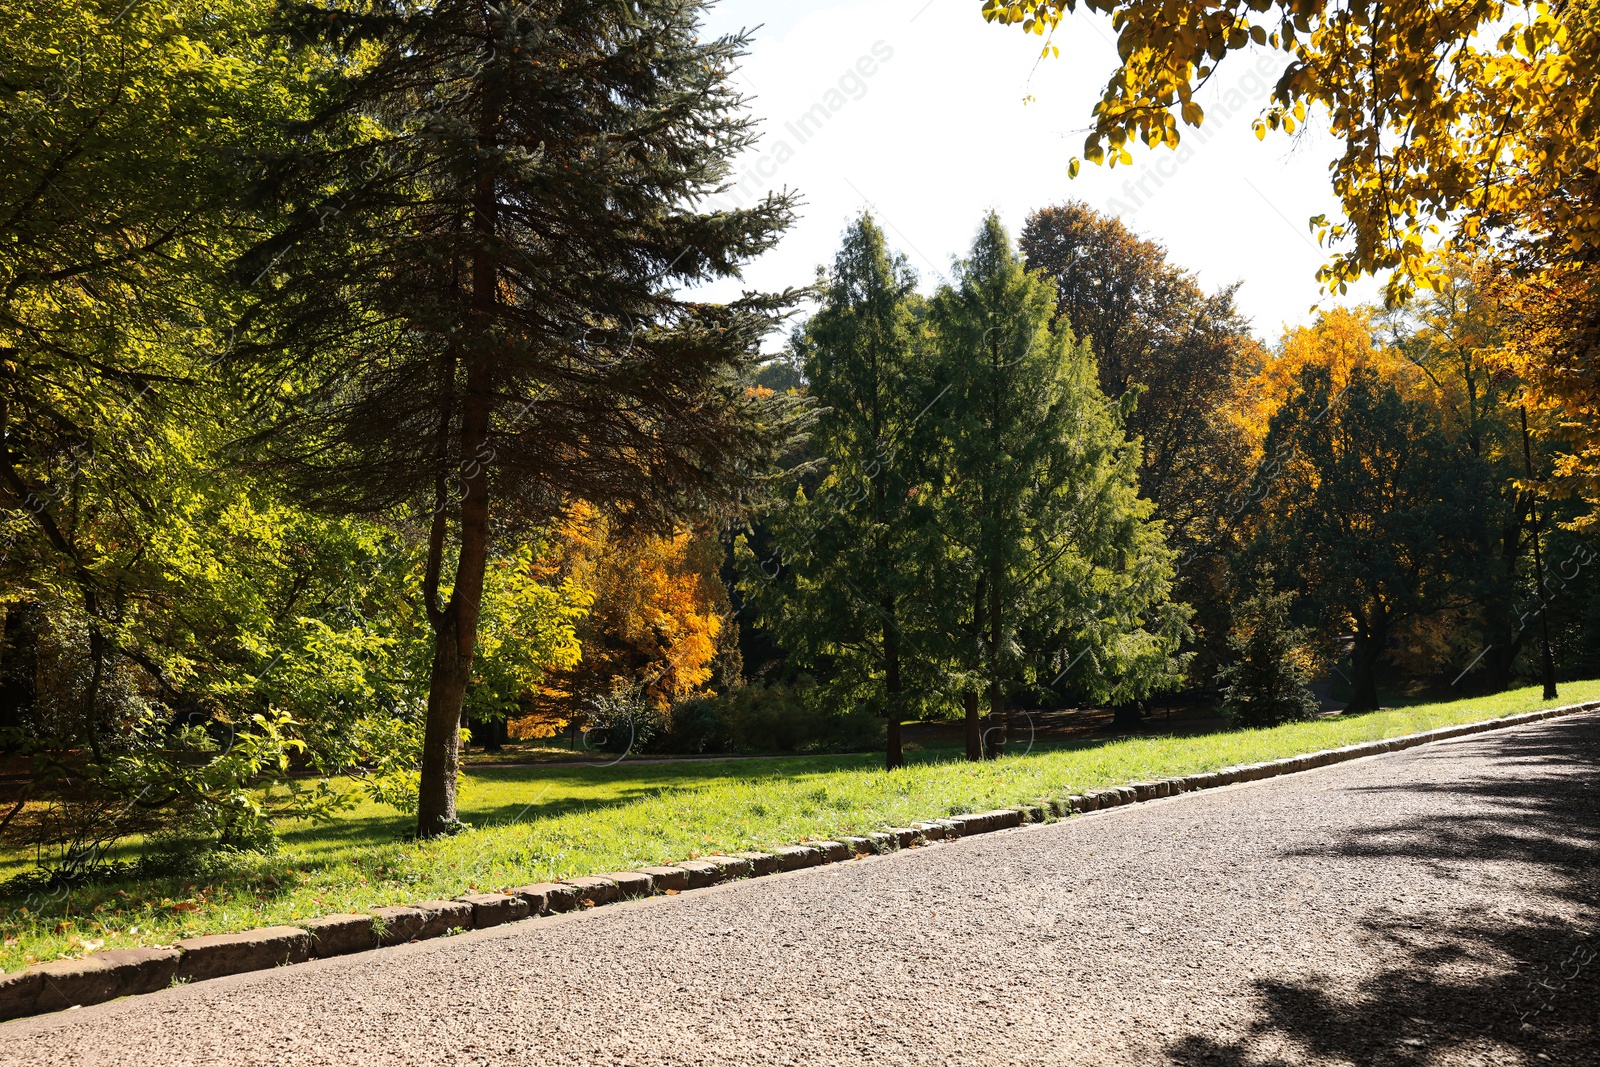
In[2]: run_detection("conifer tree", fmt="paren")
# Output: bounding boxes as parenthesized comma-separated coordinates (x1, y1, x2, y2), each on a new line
(1216, 572, 1321, 728)
(737, 215, 933, 770)
(925, 214, 1187, 756)
(244, 0, 802, 835)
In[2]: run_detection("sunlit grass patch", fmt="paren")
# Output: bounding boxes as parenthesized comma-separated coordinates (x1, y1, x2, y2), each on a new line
(2, 680, 1594, 973)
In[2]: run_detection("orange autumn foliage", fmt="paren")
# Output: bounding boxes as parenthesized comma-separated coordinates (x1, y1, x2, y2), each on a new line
(512, 503, 737, 735)
(1230, 307, 1440, 459)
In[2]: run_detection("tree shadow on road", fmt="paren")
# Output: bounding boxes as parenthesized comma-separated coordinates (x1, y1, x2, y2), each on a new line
(1163, 716, 1600, 1066)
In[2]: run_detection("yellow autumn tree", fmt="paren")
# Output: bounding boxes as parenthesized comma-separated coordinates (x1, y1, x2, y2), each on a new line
(511, 503, 737, 736)
(1230, 308, 1434, 456)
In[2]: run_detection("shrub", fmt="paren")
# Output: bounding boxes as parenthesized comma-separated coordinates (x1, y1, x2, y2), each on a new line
(656, 679, 882, 755)
(582, 689, 665, 754)
(1218, 575, 1322, 728)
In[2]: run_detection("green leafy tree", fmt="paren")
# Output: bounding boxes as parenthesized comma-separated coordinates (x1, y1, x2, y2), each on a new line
(0, 0, 401, 863)
(1217, 572, 1320, 728)
(1253, 364, 1496, 711)
(924, 214, 1188, 755)
(245, 0, 803, 835)
(737, 215, 933, 770)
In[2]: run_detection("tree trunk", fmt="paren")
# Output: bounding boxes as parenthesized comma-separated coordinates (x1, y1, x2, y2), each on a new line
(0, 601, 40, 749)
(984, 542, 1005, 759)
(1111, 701, 1144, 731)
(962, 689, 981, 761)
(417, 84, 499, 839)
(984, 679, 1006, 760)
(1345, 620, 1386, 714)
(417, 612, 471, 836)
(966, 575, 984, 761)
(883, 596, 904, 771)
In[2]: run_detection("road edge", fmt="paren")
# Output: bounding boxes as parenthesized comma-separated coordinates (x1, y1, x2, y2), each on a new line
(4, 698, 1595, 1023)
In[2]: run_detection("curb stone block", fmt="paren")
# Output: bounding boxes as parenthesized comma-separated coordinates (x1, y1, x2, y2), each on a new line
(638, 866, 690, 892)
(0, 968, 43, 1022)
(674, 859, 723, 889)
(947, 814, 986, 835)
(933, 819, 962, 838)
(986, 808, 1023, 830)
(540, 882, 583, 913)
(608, 872, 654, 898)
(1065, 795, 1086, 814)
(814, 840, 851, 862)
(705, 855, 754, 879)
(1130, 782, 1158, 801)
(887, 828, 921, 848)
(30, 948, 180, 1014)
(457, 893, 530, 929)
(731, 853, 779, 876)
(866, 832, 894, 852)
(772, 845, 826, 871)
(176, 926, 311, 982)
(304, 913, 378, 956)
(413, 899, 473, 937)
(840, 835, 874, 855)
(563, 876, 620, 907)
(507, 884, 550, 915)
(369, 906, 427, 946)
(912, 822, 946, 841)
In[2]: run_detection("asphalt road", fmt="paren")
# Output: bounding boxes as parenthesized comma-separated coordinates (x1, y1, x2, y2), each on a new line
(5, 713, 1597, 1066)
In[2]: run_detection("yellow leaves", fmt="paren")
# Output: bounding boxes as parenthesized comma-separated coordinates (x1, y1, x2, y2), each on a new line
(1229, 308, 1440, 455)
(534, 509, 737, 715)
(1068, 156, 1081, 178)
(1180, 99, 1203, 126)
(986, 0, 1600, 303)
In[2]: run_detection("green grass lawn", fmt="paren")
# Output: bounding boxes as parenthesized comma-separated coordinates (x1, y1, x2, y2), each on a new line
(2, 681, 1595, 973)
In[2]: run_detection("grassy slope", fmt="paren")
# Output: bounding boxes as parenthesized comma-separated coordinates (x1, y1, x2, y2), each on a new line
(3, 681, 1595, 973)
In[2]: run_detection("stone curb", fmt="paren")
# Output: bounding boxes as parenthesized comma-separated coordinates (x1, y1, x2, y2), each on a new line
(4, 700, 1593, 1023)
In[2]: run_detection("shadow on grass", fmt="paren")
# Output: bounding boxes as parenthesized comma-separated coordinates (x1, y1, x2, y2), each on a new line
(1164, 716, 1600, 1067)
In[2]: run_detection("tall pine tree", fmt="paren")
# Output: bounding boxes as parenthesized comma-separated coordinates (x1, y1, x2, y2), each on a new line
(737, 215, 934, 770)
(243, 0, 802, 835)
(925, 214, 1187, 756)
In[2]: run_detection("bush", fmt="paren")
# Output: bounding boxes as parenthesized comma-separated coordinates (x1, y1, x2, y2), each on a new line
(655, 679, 882, 755)
(582, 689, 665, 754)
(1218, 575, 1322, 728)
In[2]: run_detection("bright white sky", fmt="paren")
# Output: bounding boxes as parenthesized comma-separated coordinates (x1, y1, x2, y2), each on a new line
(692, 0, 1384, 346)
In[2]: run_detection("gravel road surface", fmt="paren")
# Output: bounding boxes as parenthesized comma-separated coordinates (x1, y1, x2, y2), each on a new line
(5, 712, 1596, 1066)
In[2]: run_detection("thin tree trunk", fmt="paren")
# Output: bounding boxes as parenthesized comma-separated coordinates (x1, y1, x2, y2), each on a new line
(962, 690, 981, 761)
(883, 595, 904, 771)
(984, 544, 1005, 759)
(966, 575, 984, 761)
(1521, 407, 1557, 700)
